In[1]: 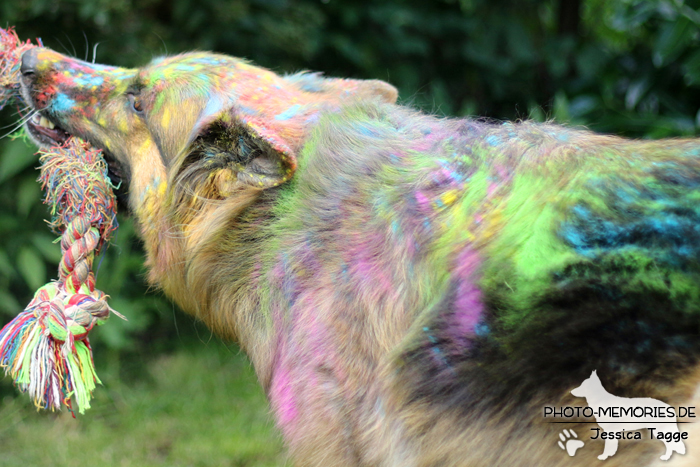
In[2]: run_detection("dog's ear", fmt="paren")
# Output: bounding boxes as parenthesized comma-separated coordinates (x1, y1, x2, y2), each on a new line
(186, 73, 397, 190)
(184, 114, 297, 192)
(186, 104, 298, 190)
(170, 62, 399, 192)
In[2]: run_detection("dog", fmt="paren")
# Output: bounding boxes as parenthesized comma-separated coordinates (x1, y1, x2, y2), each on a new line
(571, 370, 686, 461)
(14, 46, 700, 466)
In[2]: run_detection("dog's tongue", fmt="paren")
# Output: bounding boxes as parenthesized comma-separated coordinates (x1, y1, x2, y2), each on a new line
(35, 124, 69, 143)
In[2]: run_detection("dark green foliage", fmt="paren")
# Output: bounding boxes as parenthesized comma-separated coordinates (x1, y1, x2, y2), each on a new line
(0, 0, 699, 361)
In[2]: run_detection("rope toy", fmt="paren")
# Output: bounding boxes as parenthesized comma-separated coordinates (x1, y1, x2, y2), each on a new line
(0, 27, 123, 414)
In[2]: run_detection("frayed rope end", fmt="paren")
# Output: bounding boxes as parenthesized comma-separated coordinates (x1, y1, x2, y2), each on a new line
(0, 137, 122, 415)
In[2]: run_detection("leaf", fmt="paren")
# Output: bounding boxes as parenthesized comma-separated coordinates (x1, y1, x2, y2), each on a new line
(31, 233, 63, 264)
(625, 79, 649, 110)
(653, 16, 694, 68)
(553, 92, 571, 123)
(17, 176, 42, 217)
(0, 139, 38, 183)
(0, 289, 22, 315)
(0, 249, 14, 277)
(683, 50, 700, 86)
(568, 95, 600, 119)
(16, 247, 47, 291)
(528, 103, 546, 122)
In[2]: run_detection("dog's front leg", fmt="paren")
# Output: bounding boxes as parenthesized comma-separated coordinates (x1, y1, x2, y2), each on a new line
(598, 434, 619, 460)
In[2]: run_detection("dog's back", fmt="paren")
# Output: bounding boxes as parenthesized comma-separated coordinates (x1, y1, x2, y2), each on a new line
(256, 103, 700, 465)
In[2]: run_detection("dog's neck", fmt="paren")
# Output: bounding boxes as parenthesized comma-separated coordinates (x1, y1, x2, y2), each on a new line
(134, 177, 280, 383)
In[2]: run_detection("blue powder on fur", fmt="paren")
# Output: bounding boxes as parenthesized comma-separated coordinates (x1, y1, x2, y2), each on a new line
(275, 104, 303, 121)
(52, 94, 76, 112)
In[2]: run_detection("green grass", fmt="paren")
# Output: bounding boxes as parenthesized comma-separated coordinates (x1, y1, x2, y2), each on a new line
(0, 342, 287, 467)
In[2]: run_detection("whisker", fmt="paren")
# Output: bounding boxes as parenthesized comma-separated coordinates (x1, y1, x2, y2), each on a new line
(65, 33, 77, 58)
(82, 31, 89, 62)
(153, 32, 168, 56)
(2, 104, 34, 122)
(0, 108, 37, 129)
(54, 37, 73, 57)
(92, 42, 101, 64)
(0, 109, 38, 139)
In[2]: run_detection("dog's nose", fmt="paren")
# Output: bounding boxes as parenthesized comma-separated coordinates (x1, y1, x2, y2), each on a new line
(21, 48, 39, 76)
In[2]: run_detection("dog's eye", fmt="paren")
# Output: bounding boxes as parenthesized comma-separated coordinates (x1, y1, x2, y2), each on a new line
(127, 92, 143, 113)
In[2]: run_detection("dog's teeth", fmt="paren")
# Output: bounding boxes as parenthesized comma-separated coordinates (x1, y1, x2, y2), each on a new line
(32, 114, 41, 124)
(39, 116, 55, 129)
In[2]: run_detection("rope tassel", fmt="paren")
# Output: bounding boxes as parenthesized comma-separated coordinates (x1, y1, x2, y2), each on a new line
(0, 139, 122, 414)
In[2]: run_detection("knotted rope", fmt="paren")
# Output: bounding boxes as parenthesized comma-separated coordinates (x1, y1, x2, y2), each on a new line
(0, 27, 122, 414)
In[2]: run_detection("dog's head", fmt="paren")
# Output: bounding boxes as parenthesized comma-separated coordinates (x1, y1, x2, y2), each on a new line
(18, 47, 397, 306)
(19, 47, 397, 211)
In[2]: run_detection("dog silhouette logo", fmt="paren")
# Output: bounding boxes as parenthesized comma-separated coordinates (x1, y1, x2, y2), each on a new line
(571, 370, 686, 461)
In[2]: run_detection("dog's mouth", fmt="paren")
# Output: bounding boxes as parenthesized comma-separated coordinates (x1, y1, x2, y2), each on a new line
(25, 112, 71, 147)
(101, 150, 127, 194)
(24, 110, 129, 203)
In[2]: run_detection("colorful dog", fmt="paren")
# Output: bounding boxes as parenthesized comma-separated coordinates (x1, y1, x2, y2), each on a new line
(16, 46, 700, 466)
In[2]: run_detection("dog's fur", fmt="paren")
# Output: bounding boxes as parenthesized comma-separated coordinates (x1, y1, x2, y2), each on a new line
(16, 47, 700, 466)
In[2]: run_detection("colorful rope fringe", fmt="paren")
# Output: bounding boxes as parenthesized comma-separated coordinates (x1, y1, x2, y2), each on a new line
(0, 27, 39, 112)
(0, 27, 122, 414)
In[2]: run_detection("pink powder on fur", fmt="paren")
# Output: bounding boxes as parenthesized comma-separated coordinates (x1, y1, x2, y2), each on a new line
(451, 249, 483, 339)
